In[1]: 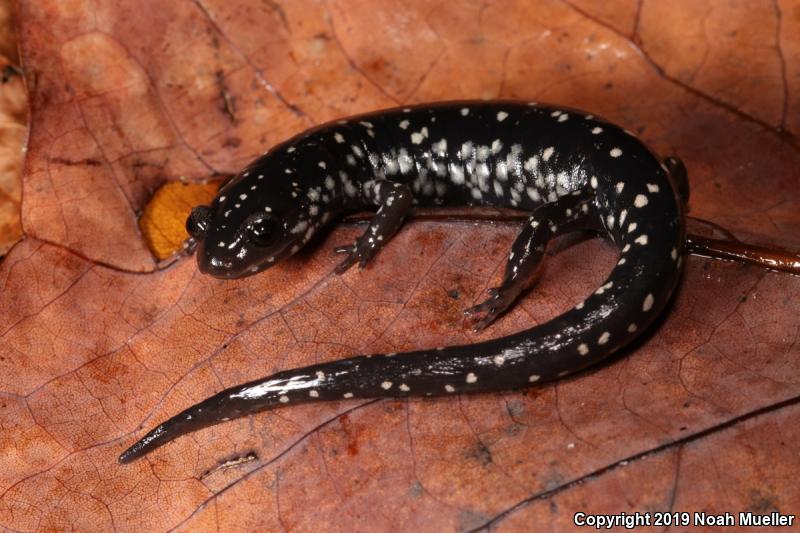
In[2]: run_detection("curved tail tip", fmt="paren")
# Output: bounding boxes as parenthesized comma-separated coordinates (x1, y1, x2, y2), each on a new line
(118, 424, 169, 464)
(118, 448, 138, 464)
(118, 438, 153, 464)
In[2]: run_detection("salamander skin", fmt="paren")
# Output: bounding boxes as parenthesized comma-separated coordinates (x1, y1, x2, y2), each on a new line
(119, 101, 687, 463)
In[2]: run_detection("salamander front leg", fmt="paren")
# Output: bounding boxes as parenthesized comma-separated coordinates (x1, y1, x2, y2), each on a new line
(464, 193, 597, 331)
(334, 180, 413, 273)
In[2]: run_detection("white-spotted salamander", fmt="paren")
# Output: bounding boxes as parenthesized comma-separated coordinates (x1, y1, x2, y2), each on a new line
(119, 101, 688, 463)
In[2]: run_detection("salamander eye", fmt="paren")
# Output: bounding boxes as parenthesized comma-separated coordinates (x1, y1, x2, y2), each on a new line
(186, 205, 213, 238)
(248, 216, 276, 247)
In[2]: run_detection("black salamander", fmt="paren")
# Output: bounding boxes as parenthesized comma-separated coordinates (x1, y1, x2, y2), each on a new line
(119, 101, 688, 463)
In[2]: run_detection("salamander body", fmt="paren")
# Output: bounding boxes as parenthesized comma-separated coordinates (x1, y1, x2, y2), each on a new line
(120, 101, 687, 463)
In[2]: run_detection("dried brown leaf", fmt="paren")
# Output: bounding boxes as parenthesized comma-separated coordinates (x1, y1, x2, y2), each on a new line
(2, 1, 799, 531)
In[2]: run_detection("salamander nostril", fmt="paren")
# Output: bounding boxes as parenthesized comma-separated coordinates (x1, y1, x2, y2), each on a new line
(186, 205, 213, 238)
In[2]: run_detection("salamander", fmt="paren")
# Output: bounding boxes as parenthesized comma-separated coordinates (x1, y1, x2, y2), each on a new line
(119, 100, 687, 463)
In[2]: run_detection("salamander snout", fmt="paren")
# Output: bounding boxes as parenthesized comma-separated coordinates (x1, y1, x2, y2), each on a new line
(186, 205, 213, 238)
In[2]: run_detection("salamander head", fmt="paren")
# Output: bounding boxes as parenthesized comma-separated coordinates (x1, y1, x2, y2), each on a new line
(186, 171, 321, 279)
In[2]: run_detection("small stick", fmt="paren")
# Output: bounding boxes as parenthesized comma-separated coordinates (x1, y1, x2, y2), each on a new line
(686, 233, 800, 275)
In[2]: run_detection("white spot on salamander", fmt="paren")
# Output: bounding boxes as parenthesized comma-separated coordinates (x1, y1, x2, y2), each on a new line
(451, 165, 465, 184)
(351, 145, 363, 157)
(634, 194, 649, 208)
(432, 138, 448, 154)
(496, 111, 508, 122)
(291, 220, 308, 234)
(578, 343, 589, 355)
(595, 281, 613, 294)
(591, 127, 603, 135)
(410, 127, 429, 145)
(643, 293, 654, 312)
(466, 373, 478, 383)
(598, 331, 610, 345)
(542, 146, 555, 161)
(397, 151, 414, 174)
(381, 381, 393, 390)
(610, 148, 623, 158)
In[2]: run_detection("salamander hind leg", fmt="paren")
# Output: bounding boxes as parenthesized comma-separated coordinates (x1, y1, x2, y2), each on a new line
(464, 192, 597, 331)
(663, 156, 689, 204)
(334, 180, 413, 273)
